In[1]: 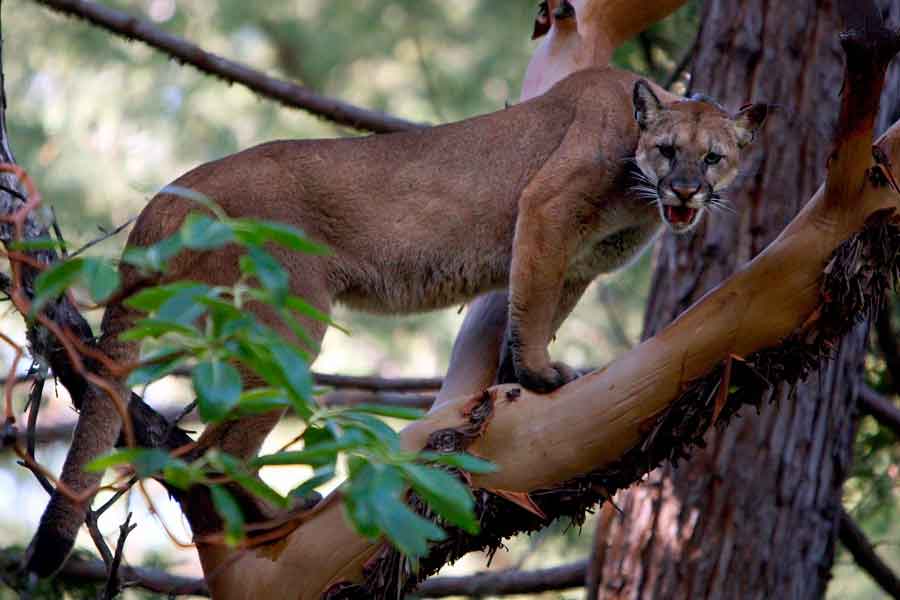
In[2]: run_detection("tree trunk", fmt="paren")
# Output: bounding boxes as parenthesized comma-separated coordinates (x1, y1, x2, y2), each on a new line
(593, 2, 899, 598)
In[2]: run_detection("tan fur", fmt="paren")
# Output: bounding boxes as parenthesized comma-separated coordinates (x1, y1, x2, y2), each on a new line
(27, 67, 764, 574)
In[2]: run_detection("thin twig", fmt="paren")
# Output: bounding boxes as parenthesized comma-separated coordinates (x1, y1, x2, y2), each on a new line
(85, 510, 114, 567)
(102, 512, 137, 600)
(25, 375, 53, 495)
(31, 0, 421, 134)
(68, 216, 136, 258)
(49, 206, 67, 257)
(94, 477, 138, 517)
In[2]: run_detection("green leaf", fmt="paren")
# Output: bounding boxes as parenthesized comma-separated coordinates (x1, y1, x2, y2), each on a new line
(235, 388, 292, 415)
(284, 295, 338, 327)
(241, 246, 288, 302)
(8, 237, 67, 251)
(346, 465, 446, 558)
(85, 448, 175, 478)
(210, 485, 245, 546)
(375, 496, 446, 558)
(156, 284, 211, 325)
(159, 185, 225, 219)
(119, 318, 199, 342)
(121, 235, 183, 272)
(124, 282, 189, 312)
(289, 465, 336, 500)
(422, 452, 498, 475)
(193, 360, 242, 422)
(232, 219, 328, 254)
(32, 258, 85, 313)
(341, 413, 401, 449)
(85, 448, 145, 472)
(402, 464, 478, 534)
(344, 468, 379, 539)
(180, 213, 234, 250)
(351, 403, 425, 421)
(163, 462, 204, 490)
(251, 430, 367, 468)
(209, 452, 288, 509)
(81, 257, 120, 303)
(269, 342, 313, 417)
(126, 347, 184, 386)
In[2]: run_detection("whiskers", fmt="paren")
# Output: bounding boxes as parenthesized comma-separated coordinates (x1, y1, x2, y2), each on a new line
(631, 184, 662, 206)
(623, 157, 660, 206)
(707, 192, 737, 215)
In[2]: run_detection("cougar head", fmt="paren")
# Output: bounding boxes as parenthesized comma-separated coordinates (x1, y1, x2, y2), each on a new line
(631, 79, 769, 233)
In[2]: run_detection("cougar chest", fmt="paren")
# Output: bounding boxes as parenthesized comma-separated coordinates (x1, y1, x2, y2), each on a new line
(569, 220, 661, 280)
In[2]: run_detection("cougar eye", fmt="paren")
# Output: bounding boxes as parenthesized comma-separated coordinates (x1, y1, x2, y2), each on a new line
(657, 144, 676, 159)
(705, 152, 723, 165)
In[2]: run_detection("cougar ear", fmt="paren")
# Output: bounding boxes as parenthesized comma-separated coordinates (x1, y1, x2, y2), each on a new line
(734, 103, 769, 147)
(531, 1, 551, 39)
(633, 80, 663, 130)
(553, 0, 576, 20)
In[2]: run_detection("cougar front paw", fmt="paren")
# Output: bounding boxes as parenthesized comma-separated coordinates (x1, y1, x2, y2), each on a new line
(515, 361, 579, 393)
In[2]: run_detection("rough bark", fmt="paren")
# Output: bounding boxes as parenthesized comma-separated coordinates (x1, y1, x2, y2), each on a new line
(592, 2, 899, 598)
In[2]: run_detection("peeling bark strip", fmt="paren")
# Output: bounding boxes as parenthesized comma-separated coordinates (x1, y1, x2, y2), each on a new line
(325, 213, 900, 599)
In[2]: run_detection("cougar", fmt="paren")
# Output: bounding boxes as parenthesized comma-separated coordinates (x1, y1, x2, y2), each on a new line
(26, 67, 766, 576)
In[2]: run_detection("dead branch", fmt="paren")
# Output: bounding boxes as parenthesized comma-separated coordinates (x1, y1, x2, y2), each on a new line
(30, 0, 421, 134)
(101, 512, 136, 600)
(0, 551, 591, 598)
(68, 217, 136, 258)
(839, 509, 900, 599)
(415, 560, 587, 597)
(3, 389, 434, 449)
(858, 386, 900, 439)
(0, 550, 210, 597)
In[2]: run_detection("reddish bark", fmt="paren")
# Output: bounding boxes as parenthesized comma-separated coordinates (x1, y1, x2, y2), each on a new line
(592, 1, 899, 598)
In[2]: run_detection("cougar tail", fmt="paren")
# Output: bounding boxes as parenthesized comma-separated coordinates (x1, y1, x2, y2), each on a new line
(24, 302, 138, 577)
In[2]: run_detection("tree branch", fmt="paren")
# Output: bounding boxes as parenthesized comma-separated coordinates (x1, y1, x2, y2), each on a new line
(30, 0, 422, 134)
(858, 386, 900, 438)
(3, 389, 434, 448)
(0, 551, 591, 598)
(839, 509, 900, 599)
(415, 560, 587, 597)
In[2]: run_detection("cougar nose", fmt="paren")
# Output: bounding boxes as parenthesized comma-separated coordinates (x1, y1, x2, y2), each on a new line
(670, 180, 701, 202)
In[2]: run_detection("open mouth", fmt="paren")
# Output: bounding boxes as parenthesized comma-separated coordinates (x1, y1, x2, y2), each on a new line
(663, 205, 699, 227)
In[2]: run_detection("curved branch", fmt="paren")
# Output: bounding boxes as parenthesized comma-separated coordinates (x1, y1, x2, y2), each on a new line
(30, 0, 422, 134)
(858, 386, 900, 438)
(839, 509, 900, 599)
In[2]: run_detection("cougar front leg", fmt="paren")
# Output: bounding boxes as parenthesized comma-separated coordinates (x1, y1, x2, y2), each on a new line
(507, 205, 578, 393)
(498, 277, 589, 386)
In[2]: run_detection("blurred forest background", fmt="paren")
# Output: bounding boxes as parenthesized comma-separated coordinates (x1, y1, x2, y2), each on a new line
(0, 1, 896, 598)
